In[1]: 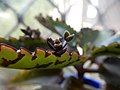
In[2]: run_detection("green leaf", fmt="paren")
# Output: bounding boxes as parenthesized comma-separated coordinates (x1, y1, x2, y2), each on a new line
(94, 29, 115, 46)
(77, 28, 99, 55)
(78, 28, 116, 55)
(91, 43, 120, 57)
(79, 28, 99, 47)
(35, 14, 76, 36)
(79, 28, 115, 47)
(92, 43, 120, 87)
(50, 19, 76, 36)
(0, 36, 48, 51)
(0, 43, 85, 69)
(19, 37, 48, 51)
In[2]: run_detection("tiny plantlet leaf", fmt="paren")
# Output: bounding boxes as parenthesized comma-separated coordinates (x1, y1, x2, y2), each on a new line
(65, 34, 74, 42)
(64, 30, 70, 39)
(21, 26, 40, 39)
(46, 31, 74, 56)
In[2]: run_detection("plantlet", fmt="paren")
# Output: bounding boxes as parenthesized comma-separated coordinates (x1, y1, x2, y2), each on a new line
(0, 27, 85, 69)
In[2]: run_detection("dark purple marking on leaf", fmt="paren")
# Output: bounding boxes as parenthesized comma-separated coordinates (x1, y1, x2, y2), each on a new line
(20, 47, 32, 54)
(12, 52, 25, 63)
(1, 58, 9, 67)
(1, 52, 25, 67)
(32, 55, 37, 60)
(0, 43, 17, 51)
(47, 38, 56, 51)
(45, 51, 51, 57)
(31, 49, 38, 60)
(53, 48, 67, 57)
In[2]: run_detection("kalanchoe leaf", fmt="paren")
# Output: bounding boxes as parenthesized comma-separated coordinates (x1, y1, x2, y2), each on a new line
(79, 28, 99, 47)
(36, 14, 76, 36)
(54, 43, 62, 51)
(78, 28, 114, 55)
(21, 26, 32, 36)
(94, 29, 115, 46)
(0, 26, 48, 51)
(21, 26, 41, 39)
(91, 42, 120, 87)
(64, 30, 70, 39)
(79, 28, 116, 49)
(63, 30, 74, 42)
(53, 48, 67, 57)
(91, 42, 120, 57)
(0, 43, 84, 69)
(47, 37, 67, 56)
(21, 29, 30, 36)
(47, 38, 56, 51)
(54, 39, 61, 44)
(54, 39, 63, 51)
(0, 26, 86, 69)
(35, 14, 61, 36)
(47, 31, 75, 56)
(65, 34, 75, 42)
(54, 38, 63, 51)
(47, 38, 54, 45)
(31, 29, 40, 38)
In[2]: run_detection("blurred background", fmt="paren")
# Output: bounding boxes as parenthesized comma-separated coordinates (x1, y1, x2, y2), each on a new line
(0, 0, 119, 90)
(0, 0, 120, 38)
